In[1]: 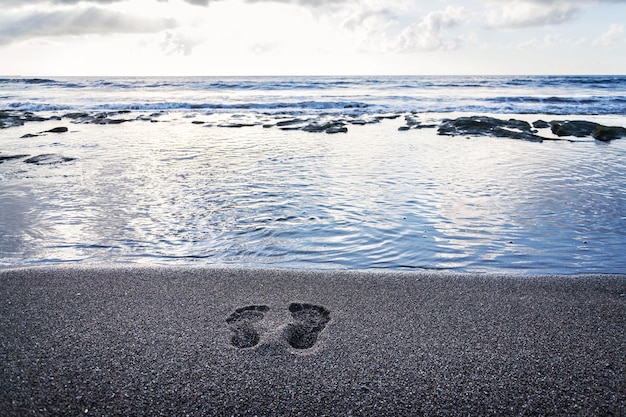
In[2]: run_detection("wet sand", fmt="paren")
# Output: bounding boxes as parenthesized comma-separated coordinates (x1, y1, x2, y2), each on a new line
(1, 266, 624, 416)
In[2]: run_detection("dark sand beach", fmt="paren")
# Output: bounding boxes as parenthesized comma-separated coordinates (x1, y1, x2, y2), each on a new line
(1, 266, 624, 416)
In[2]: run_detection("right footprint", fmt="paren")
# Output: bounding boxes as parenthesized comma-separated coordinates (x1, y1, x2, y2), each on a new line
(285, 303, 330, 349)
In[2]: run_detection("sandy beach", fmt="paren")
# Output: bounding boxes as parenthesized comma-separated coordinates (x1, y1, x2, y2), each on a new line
(1, 266, 624, 415)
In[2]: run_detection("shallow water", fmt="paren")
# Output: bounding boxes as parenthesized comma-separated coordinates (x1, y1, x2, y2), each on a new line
(2, 113, 626, 273)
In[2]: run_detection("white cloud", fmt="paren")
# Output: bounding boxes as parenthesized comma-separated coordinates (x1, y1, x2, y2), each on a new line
(485, 1, 580, 28)
(0, 0, 121, 4)
(593, 23, 625, 46)
(160, 30, 204, 55)
(0, 0, 214, 5)
(516, 32, 572, 49)
(394, 6, 471, 52)
(482, 0, 626, 29)
(0, 5, 176, 45)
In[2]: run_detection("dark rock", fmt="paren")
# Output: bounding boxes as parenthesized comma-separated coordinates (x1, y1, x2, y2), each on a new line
(533, 120, 550, 129)
(301, 123, 327, 133)
(191, 120, 205, 125)
(276, 118, 308, 127)
(301, 121, 347, 134)
(0, 112, 25, 129)
(23, 115, 47, 122)
(592, 125, 626, 142)
(23, 154, 76, 165)
(63, 112, 90, 119)
(20, 133, 39, 138)
(374, 114, 402, 122)
(0, 154, 30, 163)
(105, 119, 128, 125)
(405, 114, 420, 126)
(398, 115, 420, 130)
(46, 126, 69, 133)
(325, 124, 348, 134)
(217, 122, 257, 128)
(550, 120, 600, 137)
(438, 116, 545, 142)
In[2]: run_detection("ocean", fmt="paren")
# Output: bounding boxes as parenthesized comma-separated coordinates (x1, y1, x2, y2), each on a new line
(1, 75, 626, 273)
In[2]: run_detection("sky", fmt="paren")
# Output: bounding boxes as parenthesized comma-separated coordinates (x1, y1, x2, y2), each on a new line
(0, 0, 625, 76)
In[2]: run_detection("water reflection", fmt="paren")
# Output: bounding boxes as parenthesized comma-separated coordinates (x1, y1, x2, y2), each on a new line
(1, 116, 626, 273)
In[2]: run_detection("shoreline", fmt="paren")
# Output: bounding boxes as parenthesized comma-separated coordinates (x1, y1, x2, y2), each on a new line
(1, 266, 624, 415)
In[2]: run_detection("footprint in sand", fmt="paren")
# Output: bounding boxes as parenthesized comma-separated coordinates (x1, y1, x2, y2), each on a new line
(285, 303, 330, 350)
(226, 305, 269, 348)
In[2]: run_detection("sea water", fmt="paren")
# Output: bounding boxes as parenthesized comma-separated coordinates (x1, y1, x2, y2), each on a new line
(1, 76, 625, 273)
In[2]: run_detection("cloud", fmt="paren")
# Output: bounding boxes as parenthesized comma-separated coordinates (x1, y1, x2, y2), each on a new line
(0, 0, 211, 6)
(485, 1, 580, 28)
(593, 23, 625, 46)
(0, 0, 122, 5)
(244, 0, 349, 5)
(482, 0, 625, 29)
(160, 30, 203, 55)
(0, 7, 176, 45)
(394, 6, 470, 52)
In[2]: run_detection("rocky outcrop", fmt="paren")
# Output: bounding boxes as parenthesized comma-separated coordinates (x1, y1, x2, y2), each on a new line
(550, 120, 626, 141)
(438, 116, 546, 142)
(46, 126, 69, 133)
(532, 120, 550, 129)
(302, 121, 348, 134)
(64, 111, 132, 125)
(0, 154, 29, 163)
(550, 120, 600, 137)
(23, 154, 76, 165)
(0, 111, 25, 128)
(592, 125, 626, 142)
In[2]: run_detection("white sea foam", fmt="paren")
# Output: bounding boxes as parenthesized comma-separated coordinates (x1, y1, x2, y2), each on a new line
(1, 75, 625, 115)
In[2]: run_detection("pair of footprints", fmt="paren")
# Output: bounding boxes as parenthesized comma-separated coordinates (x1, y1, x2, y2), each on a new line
(226, 303, 330, 350)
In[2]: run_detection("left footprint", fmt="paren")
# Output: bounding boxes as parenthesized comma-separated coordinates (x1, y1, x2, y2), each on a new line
(226, 305, 270, 348)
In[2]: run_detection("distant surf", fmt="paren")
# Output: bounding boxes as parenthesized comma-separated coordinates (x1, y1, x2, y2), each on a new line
(2, 75, 625, 115)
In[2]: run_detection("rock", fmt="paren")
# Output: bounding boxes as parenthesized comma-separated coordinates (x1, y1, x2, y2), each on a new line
(592, 125, 626, 142)
(276, 118, 308, 128)
(191, 120, 205, 125)
(550, 120, 626, 141)
(550, 120, 601, 137)
(301, 121, 347, 134)
(45, 126, 69, 133)
(23, 154, 76, 165)
(405, 114, 420, 126)
(105, 119, 129, 125)
(21, 133, 40, 138)
(0, 154, 30, 164)
(438, 116, 545, 142)
(533, 120, 550, 129)
(0, 111, 25, 129)
(23, 114, 47, 122)
(398, 114, 420, 131)
(325, 124, 348, 134)
(374, 114, 402, 122)
(63, 112, 90, 119)
(217, 122, 257, 128)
